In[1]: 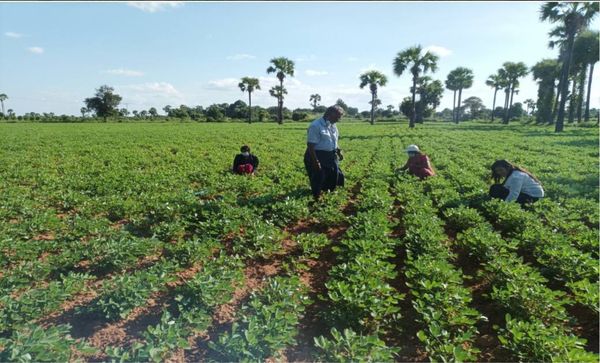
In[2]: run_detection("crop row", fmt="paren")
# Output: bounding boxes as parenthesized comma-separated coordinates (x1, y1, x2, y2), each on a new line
(393, 175, 482, 362)
(315, 138, 402, 361)
(418, 170, 598, 361)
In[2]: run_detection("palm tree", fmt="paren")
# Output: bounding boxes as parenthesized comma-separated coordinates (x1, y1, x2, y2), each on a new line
(446, 67, 474, 123)
(445, 74, 458, 122)
(540, 1, 599, 132)
(269, 85, 288, 117)
(566, 56, 585, 123)
(238, 77, 261, 124)
(309, 94, 321, 110)
(393, 45, 439, 128)
(532, 59, 560, 124)
(359, 70, 388, 125)
(0, 93, 7, 116)
(496, 68, 511, 124)
(485, 74, 503, 122)
(266, 57, 295, 124)
(572, 30, 599, 121)
(500, 62, 528, 124)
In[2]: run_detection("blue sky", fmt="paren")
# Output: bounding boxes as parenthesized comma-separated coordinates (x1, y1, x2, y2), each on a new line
(1, 1, 599, 116)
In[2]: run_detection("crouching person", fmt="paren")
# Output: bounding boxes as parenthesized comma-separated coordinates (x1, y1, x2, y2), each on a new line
(489, 159, 544, 206)
(233, 145, 259, 175)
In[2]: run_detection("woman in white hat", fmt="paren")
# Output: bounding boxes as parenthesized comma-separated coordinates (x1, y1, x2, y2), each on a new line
(397, 144, 436, 179)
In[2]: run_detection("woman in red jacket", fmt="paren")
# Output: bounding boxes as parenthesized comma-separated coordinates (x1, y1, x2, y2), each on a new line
(398, 144, 435, 179)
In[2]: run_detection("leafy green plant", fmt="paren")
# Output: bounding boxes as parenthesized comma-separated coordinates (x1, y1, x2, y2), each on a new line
(232, 219, 283, 259)
(498, 314, 598, 362)
(209, 276, 309, 361)
(0, 323, 97, 362)
(314, 328, 398, 362)
(82, 261, 178, 321)
(296, 233, 330, 259)
(105, 311, 191, 363)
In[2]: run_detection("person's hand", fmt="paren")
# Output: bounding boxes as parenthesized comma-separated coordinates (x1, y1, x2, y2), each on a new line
(313, 161, 322, 172)
(336, 148, 344, 161)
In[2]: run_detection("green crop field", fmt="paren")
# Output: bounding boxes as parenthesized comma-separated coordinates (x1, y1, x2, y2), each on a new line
(0, 121, 598, 362)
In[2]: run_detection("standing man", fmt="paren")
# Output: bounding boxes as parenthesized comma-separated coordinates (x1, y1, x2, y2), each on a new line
(304, 105, 345, 200)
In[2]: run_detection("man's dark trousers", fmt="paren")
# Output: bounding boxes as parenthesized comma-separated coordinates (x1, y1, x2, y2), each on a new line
(304, 150, 344, 198)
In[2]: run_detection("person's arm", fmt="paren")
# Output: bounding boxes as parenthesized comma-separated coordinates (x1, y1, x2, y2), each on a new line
(396, 159, 409, 173)
(253, 155, 259, 169)
(424, 155, 434, 171)
(307, 123, 322, 172)
(503, 172, 525, 202)
(307, 143, 321, 172)
(233, 154, 241, 172)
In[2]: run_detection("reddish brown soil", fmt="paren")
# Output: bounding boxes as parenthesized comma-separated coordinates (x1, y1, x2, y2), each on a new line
(451, 242, 515, 362)
(284, 225, 348, 362)
(183, 254, 284, 362)
(33, 232, 55, 241)
(109, 219, 129, 230)
(386, 245, 428, 362)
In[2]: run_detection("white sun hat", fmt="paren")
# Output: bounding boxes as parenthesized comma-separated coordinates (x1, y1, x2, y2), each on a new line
(406, 144, 420, 153)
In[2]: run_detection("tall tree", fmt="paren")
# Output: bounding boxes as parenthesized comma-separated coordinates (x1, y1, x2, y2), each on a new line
(266, 57, 295, 124)
(485, 74, 503, 122)
(80, 107, 88, 118)
(408, 76, 443, 123)
(572, 30, 599, 121)
(532, 59, 560, 124)
(148, 107, 158, 118)
(540, 1, 599, 132)
(269, 85, 288, 120)
(500, 62, 528, 124)
(462, 96, 485, 120)
(335, 98, 349, 113)
(309, 94, 322, 110)
(393, 45, 439, 128)
(446, 67, 474, 123)
(84, 85, 122, 121)
(0, 93, 7, 116)
(566, 59, 583, 123)
(497, 68, 511, 124)
(359, 70, 388, 125)
(445, 73, 458, 122)
(238, 77, 261, 124)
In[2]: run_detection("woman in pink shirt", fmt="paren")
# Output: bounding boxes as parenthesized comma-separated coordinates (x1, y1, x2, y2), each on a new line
(398, 144, 436, 179)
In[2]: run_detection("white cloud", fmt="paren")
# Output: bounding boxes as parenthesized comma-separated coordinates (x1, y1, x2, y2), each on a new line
(123, 82, 182, 97)
(105, 68, 144, 77)
(206, 78, 240, 90)
(206, 76, 304, 92)
(127, 1, 183, 13)
(27, 47, 44, 54)
(5, 31, 24, 38)
(226, 54, 256, 61)
(305, 69, 329, 77)
(117, 82, 184, 112)
(423, 45, 452, 57)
